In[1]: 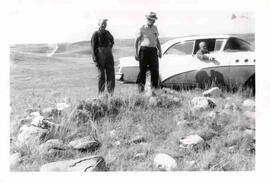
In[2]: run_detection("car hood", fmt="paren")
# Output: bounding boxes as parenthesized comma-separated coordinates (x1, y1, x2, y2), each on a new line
(118, 56, 139, 67)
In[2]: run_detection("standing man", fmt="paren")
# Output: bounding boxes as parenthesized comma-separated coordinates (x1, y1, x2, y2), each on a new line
(135, 12, 162, 93)
(91, 18, 115, 95)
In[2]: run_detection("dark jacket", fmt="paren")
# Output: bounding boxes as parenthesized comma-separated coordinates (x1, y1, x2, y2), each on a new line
(91, 30, 114, 63)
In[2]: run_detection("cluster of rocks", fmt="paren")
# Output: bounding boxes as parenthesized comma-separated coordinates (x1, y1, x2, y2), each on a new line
(11, 101, 108, 171)
(11, 87, 256, 171)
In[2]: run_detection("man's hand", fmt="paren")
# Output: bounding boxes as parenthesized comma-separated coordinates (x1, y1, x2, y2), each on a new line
(135, 54, 140, 61)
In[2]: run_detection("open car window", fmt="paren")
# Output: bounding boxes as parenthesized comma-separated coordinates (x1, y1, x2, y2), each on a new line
(164, 41, 194, 55)
(193, 39, 216, 54)
(224, 38, 253, 52)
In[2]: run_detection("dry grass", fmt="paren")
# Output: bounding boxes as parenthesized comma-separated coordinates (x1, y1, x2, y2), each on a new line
(10, 36, 255, 171)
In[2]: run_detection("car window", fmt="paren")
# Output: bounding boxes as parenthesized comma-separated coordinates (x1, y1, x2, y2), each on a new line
(214, 39, 224, 51)
(224, 38, 253, 52)
(164, 41, 194, 55)
(193, 39, 216, 54)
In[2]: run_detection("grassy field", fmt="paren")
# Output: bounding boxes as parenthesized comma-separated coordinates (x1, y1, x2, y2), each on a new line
(10, 34, 255, 171)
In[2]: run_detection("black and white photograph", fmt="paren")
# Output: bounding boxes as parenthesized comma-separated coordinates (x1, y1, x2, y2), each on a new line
(3, 0, 270, 176)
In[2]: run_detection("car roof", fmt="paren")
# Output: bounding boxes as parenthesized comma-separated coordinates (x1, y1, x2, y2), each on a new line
(161, 34, 246, 53)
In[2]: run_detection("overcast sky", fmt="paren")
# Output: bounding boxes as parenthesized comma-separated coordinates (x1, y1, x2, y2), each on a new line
(9, 0, 254, 43)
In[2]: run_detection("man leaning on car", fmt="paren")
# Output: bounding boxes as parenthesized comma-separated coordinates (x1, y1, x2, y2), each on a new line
(135, 12, 162, 93)
(196, 41, 215, 62)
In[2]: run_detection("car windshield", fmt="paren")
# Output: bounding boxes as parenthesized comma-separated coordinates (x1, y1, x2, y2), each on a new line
(224, 38, 253, 52)
(164, 41, 194, 55)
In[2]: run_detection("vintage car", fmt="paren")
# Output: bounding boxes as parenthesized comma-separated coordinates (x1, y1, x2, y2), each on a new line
(116, 35, 255, 91)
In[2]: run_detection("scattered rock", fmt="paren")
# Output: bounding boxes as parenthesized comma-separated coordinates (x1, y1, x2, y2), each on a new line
(242, 99, 255, 111)
(39, 139, 69, 155)
(68, 136, 100, 152)
(149, 96, 158, 107)
(10, 153, 22, 167)
(224, 102, 238, 111)
(206, 111, 217, 120)
(244, 111, 255, 121)
(31, 115, 56, 129)
(172, 97, 180, 102)
(56, 102, 70, 111)
(244, 129, 255, 137)
(109, 129, 116, 137)
(185, 160, 196, 168)
(179, 135, 204, 148)
(25, 111, 41, 120)
(39, 155, 107, 171)
(191, 97, 216, 111)
(134, 152, 147, 160)
(202, 87, 221, 97)
(16, 125, 48, 147)
(153, 153, 177, 171)
(115, 141, 121, 146)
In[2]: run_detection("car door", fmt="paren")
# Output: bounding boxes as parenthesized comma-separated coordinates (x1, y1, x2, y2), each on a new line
(184, 38, 231, 89)
(159, 40, 195, 88)
(224, 37, 255, 88)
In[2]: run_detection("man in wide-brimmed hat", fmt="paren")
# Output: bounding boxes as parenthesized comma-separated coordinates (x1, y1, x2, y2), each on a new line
(135, 12, 162, 93)
(91, 18, 115, 95)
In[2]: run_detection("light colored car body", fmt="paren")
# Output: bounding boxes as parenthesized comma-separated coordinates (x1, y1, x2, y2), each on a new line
(116, 35, 255, 90)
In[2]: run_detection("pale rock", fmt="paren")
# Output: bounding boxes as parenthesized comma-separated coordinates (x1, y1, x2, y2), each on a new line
(244, 129, 255, 137)
(56, 102, 70, 111)
(31, 115, 44, 127)
(172, 97, 180, 102)
(69, 136, 100, 152)
(244, 111, 255, 121)
(202, 87, 221, 97)
(115, 141, 121, 146)
(179, 135, 204, 148)
(109, 129, 116, 137)
(242, 99, 255, 111)
(39, 155, 107, 171)
(149, 96, 158, 106)
(224, 102, 238, 111)
(16, 125, 48, 147)
(206, 111, 217, 120)
(134, 152, 147, 160)
(39, 139, 68, 155)
(191, 97, 216, 111)
(10, 153, 22, 167)
(154, 153, 177, 171)
(25, 111, 41, 120)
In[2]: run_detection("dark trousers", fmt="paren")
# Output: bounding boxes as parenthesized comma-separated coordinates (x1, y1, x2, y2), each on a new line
(136, 46, 159, 92)
(96, 47, 115, 93)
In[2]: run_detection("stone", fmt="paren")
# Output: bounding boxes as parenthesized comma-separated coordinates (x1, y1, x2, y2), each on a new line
(39, 139, 69, 155)
(206, 111, 217, 120)
(224, 102, 238, 111)
(56, 102, 70, 111)
(31, 115, 56, 129)
(242, 99, 255, 111)
(115, 141, 121, 146)
(10, 153, 22, 167)
(179, 135, 204, 148)
(25, 111, 41, 120)
(134, 152, 147, 160)
(202, 87, 221, 97)
(149, 96, 158, 107)
(191, 97, 216, 111)
(16, 125, 48, 147)
(244, 129, 255, 137)
(244, 111, 255, 121)
(153, 153, 177, 171)
(42, 107, 59, 117)
(39, 155, 107, 171)
(68, 136, 100, 152)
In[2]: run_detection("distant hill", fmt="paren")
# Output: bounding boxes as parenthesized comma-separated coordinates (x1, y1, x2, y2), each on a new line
(10, 33, 254, 61)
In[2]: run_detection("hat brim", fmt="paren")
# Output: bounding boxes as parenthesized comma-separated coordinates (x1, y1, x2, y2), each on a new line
(145, 15, 158, 20)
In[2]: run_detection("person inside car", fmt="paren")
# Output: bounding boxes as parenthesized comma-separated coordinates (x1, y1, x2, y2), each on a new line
(196, 41, 215, 62)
